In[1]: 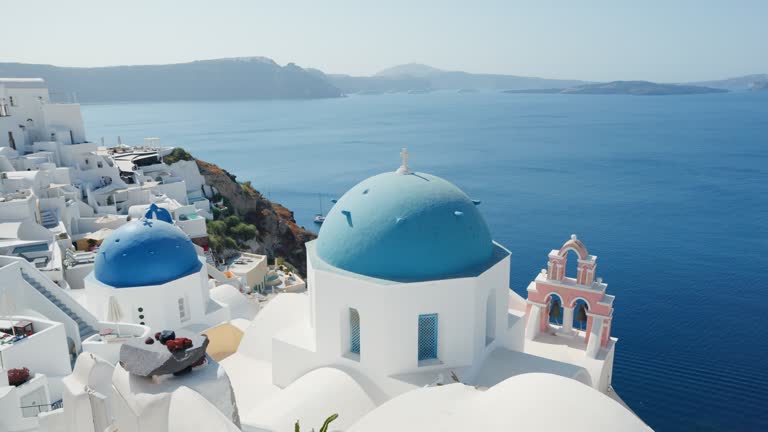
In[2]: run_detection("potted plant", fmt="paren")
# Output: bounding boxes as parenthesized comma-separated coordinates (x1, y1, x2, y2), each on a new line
(8, 367, 30, 386)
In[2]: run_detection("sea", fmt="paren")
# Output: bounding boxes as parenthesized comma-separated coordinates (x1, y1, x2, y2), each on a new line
(82, 91, 768, 432)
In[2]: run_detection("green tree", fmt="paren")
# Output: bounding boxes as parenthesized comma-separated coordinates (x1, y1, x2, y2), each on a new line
(207, 220, 227, 236)
(549, 299, 563, 325)
(224, 215, 241, 228)
(575, 303, 588, 331)
(230, 223, 257, 242)
(208, 235, 221, 253)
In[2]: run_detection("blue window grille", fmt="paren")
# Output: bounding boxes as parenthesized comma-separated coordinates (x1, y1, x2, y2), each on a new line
(350, 308, 360, 354)
(418, 313, 438, 361)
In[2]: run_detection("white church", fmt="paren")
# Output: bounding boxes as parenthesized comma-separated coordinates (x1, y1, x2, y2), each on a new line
(213, 150, 648, 431)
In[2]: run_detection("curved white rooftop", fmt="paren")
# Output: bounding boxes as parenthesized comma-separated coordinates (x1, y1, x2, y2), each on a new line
(241, 367, 376, 431)
(348, 373, 651, 432)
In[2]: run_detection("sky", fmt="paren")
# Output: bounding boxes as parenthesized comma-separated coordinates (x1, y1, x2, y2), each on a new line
(1, 0, 765, 82)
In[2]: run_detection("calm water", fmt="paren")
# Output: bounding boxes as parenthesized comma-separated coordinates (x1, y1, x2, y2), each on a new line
(83, 92, 768, 431)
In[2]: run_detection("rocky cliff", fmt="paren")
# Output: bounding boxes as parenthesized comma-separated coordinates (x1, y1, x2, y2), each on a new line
(195, 157, 316, 275)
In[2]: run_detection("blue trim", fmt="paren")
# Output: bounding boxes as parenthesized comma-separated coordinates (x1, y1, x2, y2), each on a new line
(350, 308, 360, 355)
(418, 313, 438, 361)
(144, 203, 173, 224)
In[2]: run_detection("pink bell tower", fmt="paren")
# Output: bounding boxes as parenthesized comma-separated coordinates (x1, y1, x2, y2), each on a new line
(524, 235, 615, 358)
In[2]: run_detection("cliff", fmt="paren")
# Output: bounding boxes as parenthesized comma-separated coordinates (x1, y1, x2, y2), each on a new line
(195, 157, 316, 275)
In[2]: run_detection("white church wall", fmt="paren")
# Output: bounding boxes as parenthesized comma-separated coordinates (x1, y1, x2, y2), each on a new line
(308, 265, 481, 377)
(84, 265, 210, 331)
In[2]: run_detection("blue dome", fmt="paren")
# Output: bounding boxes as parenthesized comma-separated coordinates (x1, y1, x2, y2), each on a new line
(144, 203, 173, 224)
(316, 171, 493, 280)
(95, 220, 202, 288)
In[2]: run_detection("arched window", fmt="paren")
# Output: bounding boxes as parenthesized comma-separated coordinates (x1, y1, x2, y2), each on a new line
(547, 293, 564, 325)
(349, 308, 360, 355)
(485, 292, 496, 346)
(418, 313, 438, 362)
(565, 249, 580, 280)
(572, 299, 589, 331)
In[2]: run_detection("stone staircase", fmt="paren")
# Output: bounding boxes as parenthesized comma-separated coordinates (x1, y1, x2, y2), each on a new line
(40, 209, 59, 228)
(20, 270, 97, 340)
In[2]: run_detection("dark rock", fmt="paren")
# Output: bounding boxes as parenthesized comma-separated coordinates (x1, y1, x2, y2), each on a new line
(159, 330, 175, 344)
(120, 331, 208, 377)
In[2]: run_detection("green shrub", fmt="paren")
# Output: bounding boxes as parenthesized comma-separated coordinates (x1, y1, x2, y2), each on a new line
(163, 147, 194, 165)
(224, 215, 241, 227)
(230, 223, 257, 241)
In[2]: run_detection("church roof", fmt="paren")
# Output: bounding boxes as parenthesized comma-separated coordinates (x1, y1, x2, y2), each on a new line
(315, 168, 493, 281)
(94, 220, 202, 288)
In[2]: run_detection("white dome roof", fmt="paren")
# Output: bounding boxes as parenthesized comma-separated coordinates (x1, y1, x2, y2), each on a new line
(348, 373, 651, 432)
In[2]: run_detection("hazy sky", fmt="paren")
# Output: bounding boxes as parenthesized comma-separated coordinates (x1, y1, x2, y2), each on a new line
(1, 0, 765, 82)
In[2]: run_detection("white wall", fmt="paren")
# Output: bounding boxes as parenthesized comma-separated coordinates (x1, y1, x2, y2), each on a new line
(83, 260, 227, 331)
(152, 181, 188, 205)
(42, 104, 86, 144)
(168, 160, 206, 194)
(271, 253, 512, 389)
(0, 194, 38, 223)
(0, 383, 39, 432)
(0, 318, 72, 379)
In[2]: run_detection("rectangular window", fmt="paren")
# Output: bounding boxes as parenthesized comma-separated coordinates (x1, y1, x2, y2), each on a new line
(178, 297, 189, 322)
(350, 308, 360, 355)
(418, 313, 438, 361)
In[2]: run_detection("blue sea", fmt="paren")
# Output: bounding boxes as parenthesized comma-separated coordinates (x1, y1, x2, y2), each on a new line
(82, 91, 768, 432)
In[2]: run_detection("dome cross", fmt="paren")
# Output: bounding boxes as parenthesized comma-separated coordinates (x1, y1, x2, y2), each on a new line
(396, 148, 412, 175)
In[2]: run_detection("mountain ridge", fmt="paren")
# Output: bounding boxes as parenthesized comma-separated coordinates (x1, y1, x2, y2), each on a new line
(0, 58, 342, 103)
(0, 57, 764, 102)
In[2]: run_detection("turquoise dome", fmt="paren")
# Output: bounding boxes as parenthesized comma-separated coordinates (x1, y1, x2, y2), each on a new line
(316, 171, 493, 280)
(95, 220, 202, 288)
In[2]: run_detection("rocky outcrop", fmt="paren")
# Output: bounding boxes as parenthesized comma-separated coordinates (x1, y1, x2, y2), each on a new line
(196, 158, 316, 275)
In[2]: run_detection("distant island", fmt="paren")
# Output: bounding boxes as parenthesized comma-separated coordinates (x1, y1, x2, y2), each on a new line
(0, 58, 763, 102)
(0, 58, 342, 103)
(687, 74, 768, 91)
(328, 62, 588, 95)
(503, 81, 728, 96)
